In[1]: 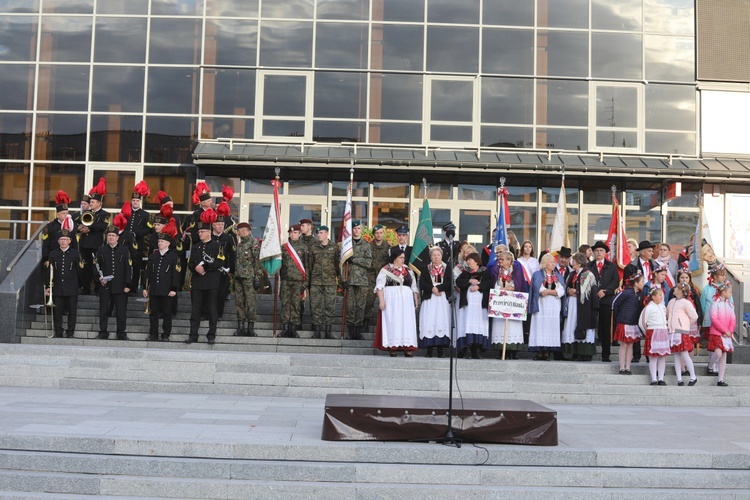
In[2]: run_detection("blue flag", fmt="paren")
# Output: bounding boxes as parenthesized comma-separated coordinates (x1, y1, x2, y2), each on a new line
(487, 189, 509, 278)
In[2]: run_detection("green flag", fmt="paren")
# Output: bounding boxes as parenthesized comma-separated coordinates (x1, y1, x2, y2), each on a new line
(409, 197, 433, 276)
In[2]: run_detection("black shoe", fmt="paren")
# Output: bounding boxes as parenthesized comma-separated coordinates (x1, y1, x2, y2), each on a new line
(312, 327, 321, 339)
(619, 369, 627, 374)
(117, 335, 130, 341)
(625, 369, 632, 375)
(148, 334, 158, 342)
(184, 338, 195, 344)
(246, 322, 256, 337)
(437, 346, 445, 358)
(707, 367, 718, 376)
(677, 380, 685, 386)
(470, 345, 480, 359)
(688, 378, 697, 386)
(207, 338, 215, 345)
(96, 333, 109, 340)
(289, 324, 300, 339)
(280, 323, 290, 338)
(601, 358, 612, 363)
(650, 381, 658, 386)
(346, 325, 355, 340)
(631, 358, 640, 364)
(717, 380, 728, 387)
(681, 370, 689, 376)
(54, 332, 63, 338)
(161, 335, 169, 342)
(657, 380, 666, 386)
(426, 347, 433, 358)
(325, 326, 334, 340)
(65, 331, 74, 338)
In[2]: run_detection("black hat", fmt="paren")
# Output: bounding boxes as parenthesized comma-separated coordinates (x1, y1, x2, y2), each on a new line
(591, 241, 610, 252)
(105, 226, 120, 236)
(557, 246, 572, 258)
(389, 246, 405, 263)
(299, 218, 313, 225)
(58, 229, 72, 239)
(396, 226, 409, 235)
(352, 219, 362, 228)
(637, 240, 656, 252)
(157, 232, 173, 245)
(443, 222, 456, 232)
(153, 215, 168, 225)
(81, 194, 91, 203)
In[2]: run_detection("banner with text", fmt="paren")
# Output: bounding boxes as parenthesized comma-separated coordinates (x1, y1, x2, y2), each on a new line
(488, 289, 528, 321)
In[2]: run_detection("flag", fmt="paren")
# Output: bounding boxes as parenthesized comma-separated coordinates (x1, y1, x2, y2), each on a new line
(690, 196, 715, 278)
(339, 179, 353, 273)
(259, 179, 282, 276)
(487, 186, 510, 277)
(410, 197, 433, 275)
(548, 180, 569, 255)
(605, 191, 631, 278)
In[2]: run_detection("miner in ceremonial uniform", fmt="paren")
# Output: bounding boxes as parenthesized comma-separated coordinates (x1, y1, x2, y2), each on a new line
(153, 191, 183, 287)
(46, 229, 81, 338)
(42, 190, 77, 266)
(78, 178, 111, 294)
(143, 219, 180, 342)
(126, 181, 152, 293)
(389, 226, 412, 263)
(212, 201, 236, 319)
(182, 181, 213, 247)
(279, 224, 308, 338)
(365, 224, 390, 331)
(234, 222, 261, 337)
(309, 225, 340, 339)
(187, 209, 221, 345)
(72, 194, 90, 228)
(342, 219, 372, 340)
(437, 222, 460, 268)
(95, 218, 133, 340)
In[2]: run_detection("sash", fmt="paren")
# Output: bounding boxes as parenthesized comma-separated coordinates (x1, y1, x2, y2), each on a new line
(283, 242, 306, 280)
(517, 258, 533, 285)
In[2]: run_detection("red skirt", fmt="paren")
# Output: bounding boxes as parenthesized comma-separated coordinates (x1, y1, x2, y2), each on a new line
(708, 334, 733, 353)
(644, 329, 671, 357)
(670, 333, 694, 353)
(613, 323, 640, 344)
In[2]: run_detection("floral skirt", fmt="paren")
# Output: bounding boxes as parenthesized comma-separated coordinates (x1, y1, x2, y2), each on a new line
(670, 333, 693, 353)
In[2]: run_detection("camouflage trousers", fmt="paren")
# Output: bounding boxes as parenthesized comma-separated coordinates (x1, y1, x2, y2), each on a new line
(345, 285, 369, 326)
(364, 274, 377, 322)
(280, 279, 306, 325)
(310, 284, 337, 326)
(234, 277, 256, 322)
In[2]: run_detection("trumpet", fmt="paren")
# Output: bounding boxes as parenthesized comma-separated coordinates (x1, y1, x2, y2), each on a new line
(46, 262, 54, 307)
(45, 262, 54, 339)
(80, 210, 94, 226)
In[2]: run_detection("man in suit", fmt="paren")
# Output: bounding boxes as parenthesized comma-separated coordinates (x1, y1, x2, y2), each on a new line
(587, 241, 619, 363)
(389, 226, 412, 263)
(42, 190, 77, 266)
(438, 222, 460, 268)
(187, 209, 221, 345)
(95, 226, 133, 340)
(554, 246, 573, 360)
(624, 240, 658, 363)
(47, 230, 81, 338)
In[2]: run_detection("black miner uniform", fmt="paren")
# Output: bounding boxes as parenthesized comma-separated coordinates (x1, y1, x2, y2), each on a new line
(145, 245, 181, 341)
(42, 219, 78, 265)
(48, 243, 81, 338)
(212, 230, 236, 318)
(126, 207, 151, 292)
(187, 237, 221, 343)
(95, 241, 133, 340)
(78, 208, 110, 293)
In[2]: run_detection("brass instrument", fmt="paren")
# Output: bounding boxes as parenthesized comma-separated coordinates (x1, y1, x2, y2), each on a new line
(144, 278, 150, 315)
(46, 262, 54, 307)
(80, 210, 94, 226)
(45, 262, 54, 339)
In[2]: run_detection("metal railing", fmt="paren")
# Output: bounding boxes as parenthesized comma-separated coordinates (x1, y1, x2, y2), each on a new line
(5, 223, 45, 288)
(725, 264, 747, 345)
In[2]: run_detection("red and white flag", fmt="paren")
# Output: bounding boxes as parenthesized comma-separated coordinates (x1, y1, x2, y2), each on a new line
(339, 170, 354, 273)
(606, 191, 631, 278)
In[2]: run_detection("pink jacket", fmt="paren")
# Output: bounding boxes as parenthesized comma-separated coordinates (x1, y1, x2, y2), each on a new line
(666, 298, 698, 334)
(709, 299, 736, 337)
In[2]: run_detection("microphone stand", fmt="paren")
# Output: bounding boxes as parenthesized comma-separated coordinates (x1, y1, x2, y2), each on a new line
(443, 232, 461, 447)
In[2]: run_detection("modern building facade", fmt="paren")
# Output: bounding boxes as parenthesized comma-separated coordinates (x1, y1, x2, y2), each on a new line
(1, 0, 749, 263)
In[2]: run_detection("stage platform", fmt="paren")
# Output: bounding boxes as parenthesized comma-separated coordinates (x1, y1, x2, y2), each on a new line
(322, 394, 558, 446)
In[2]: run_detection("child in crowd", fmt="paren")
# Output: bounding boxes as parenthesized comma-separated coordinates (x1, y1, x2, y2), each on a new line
(709, 281, 735, 387)
(639, 288, 670, 385)
(666, 283, 698, 386)
(612, 271, 645, 375)
(701, 265, 729, 376)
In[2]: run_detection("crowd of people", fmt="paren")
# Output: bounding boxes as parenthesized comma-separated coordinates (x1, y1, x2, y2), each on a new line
(40, 182, 737, 386)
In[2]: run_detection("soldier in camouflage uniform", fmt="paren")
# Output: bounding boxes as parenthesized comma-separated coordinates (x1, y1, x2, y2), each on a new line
(342, 219, 372, 340)
(279, 224, 308, 338)
(365, 224, 391, 331)
(309, 225, 340, 339)
(234, 222, 261, 337)
(298, 218, 315, 328)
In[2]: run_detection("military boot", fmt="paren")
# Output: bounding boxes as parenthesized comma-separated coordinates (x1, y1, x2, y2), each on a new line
(353, 325, 364, 340)
(362, 318, 370, 331)
(246, 321, 256, 337)
(289, 323, 299, 338)
(346, 325, 355, 340)
(234, 321, 243, 336)
(312, 326, 322, 339)
(325, 325, 334, 339)
(280, 323, 290, 338)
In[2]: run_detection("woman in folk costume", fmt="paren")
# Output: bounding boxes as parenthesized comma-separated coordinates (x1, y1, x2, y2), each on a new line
(455, 252, 492, 359)
(374, 247, 419, 357)
(528, 253, 565, 360)
(666, 282, 699, 386)
(452, 242, 477, 341)
(709, 281, 735, 387)
(612, 271, 645, 374)
(490, 250, 526, 359)
(561, 252, 599, 362)
(700, 264, 729, 376)
(418, 246, 452, 358)
(639, 287, 671, 385)
(516, 239, 539, 343)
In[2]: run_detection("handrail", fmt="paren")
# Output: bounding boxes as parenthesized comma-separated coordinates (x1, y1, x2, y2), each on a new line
(6, 223, 45, 273)
(725, 264, 746, 345)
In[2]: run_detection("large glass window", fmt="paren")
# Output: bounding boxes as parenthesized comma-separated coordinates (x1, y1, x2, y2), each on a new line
(256, 71, 311, 140)
(592, 0, 642, 31)
(372, 201, 408, 229)
(645, 131, 695, 155)
(314, 72, 366, 119)
(483, 0, 533, 27)
(97, 0, 148, 15)
(0, 163, 29, 207)
(369, 122, 421, 144)
(481, 126, 533, 148)
(370, 73, 422, 121)
(482, 77, 533, 125)
(592, 33, 643, 80)
(314, 121, 364, 142)
(645, 84, 696, 131)
(373, 0, 424, 22)
(43, 0, 93, 13)
(206, 0, 258, 17)
(144, 165, 196, 212)
(536, 127, 587, 151)
(482, 28, 534, 75)
(32, 164, 85, 208)
(0, 16, 38, 61)
(428, 0, 479, 24)
(144, 116, 197, 164)
(259, 21, 313, 67)
(0, 113, 32, 160)
(201, 117, 254, 140)
(151, 0, 203, 16)
(94, 17, 148, 64)
(202, 69, 255, 116)
(625, 189, 662, 243)
(536, 79, 588, 127)
(1, 1, 39, 13)
(372, 24, 423, 71)
(39, 16, 92, 62)
(537, 0, 588, 29)
(645, 35, 695, 82)
(318, 0, 369, 21)
(92, 66, 145, 113)
(88, 115, 143, 163)
(425, 76, 477, 145)
(34, 113, 87, 161)
(149, 18, 202, 65)
(316, 22, 368, 69)
(147, 67, 199, 115)
(537, 30, 588, 78)
(0, 64, 35, 111)
(644, 0, 694, 35)
(261, 0, 313, 19)
(204, 19, 258, 67)
(37, 65, 90, 111)
(592, 83, 641, 152)
(426, 27, 479, 73)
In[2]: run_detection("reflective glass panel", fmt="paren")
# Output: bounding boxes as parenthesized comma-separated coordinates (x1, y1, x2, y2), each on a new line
(147, 67, 199, 114)
(431, 80, 473, 122)
(665, 210, 697, 253)
(537, 0, 588, 28)
(428, 0, 479, 24)
(537, 30, 588, 77)
(0, 64, 35, 111)
(0, 16, 37, 61)
(371, 73, 422, 121)
(201, 117, 254, 139)
(331, 200, 368, 240)
(592, 0, 642, 31)
(333, 181, 369, 197)
(508, 206, 537, 250)
(0, 163, 29, 208)
(96, 0, 148, 14)
(204, 19, 257, 66)
(592, 33, 643, 80)
(645, 131, 696, 155)
(536, 79, 588, 127)
(0, 113, 32, 160)
(259, 21, 313, 67)
(316, 22, 368, 69)
(32, 164, 85, 208)
(34, 113, 87, 161)
(541, 181, 578, 204)
(431, 124, 472, 143)
(149, 18, 202, 65)
(313, 120, 364, 142)
(483, 0, 533, 26)
(0, 0, 39, 13)
(373, 182, 409, 198)
(314, 72, 366, 119)
(372, 201, 408, 228)
(644, 0, 694, 35)
(42, 0, 92, 13)
(288, 180, 326, 196)
(261, 0, 313, 18)
(144, 165, 196, 212)
(262, 120, 305, 137)
(39, 16, 92, 62)
(645, 84, 696, 131)
(645, 35, 695, 82)
(459, 209, 490, 246)
(536, 127, 588, 151)
(482, 77, 533, 125)
(482, 28, 534, 75)
(480, 125, 533, 148)
(91, 66, 145, 113)
(415, 183, 452, 200)
(206, 0, 258, 17)
(596, 130, 637, 149)
(426, 27, 479, 73)
(369, 122, 421, 145)
(202, 68, 255, 116)
(88, 115, 143, 162)
(151, 0, 203, 15)
(583, 181, 622, 204)
(318, 0, 369, 20)
(458, 184, 497, 201)
(263, 74, 306, 116)
(374, 0, 423, 21)
(372, 24, 423, 71)
(596, 86, 637, 128)
(505, 183, 537, 203)
(36, 65, 90, 111)
(94, 17, 148, 63)
(245, 179, 284, 194)
(145, 116, 197, 164)
(625, 200, 662, 243)
(666, 184, 700, 208)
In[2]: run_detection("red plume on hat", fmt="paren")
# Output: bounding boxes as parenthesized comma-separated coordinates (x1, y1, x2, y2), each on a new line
(89, 177, 107, 197)
(54, 190, 71, 206)
(113, 213, 127, 232)
(222, 184, 234, 202)
(132, 180, 151, 198)
(163, 218, 178, 239)
(216, 201, 231, 218)
(159, 204, 173, 220)
(152, 190, 169, 204)
(192, 181, 210, 205)
(120, 202, 132, 220)
(200, 208, 218, 225)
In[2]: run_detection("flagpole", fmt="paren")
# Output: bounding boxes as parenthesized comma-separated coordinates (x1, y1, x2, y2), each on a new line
(340, 165, 354, 339)
(272, 168, 280, 338)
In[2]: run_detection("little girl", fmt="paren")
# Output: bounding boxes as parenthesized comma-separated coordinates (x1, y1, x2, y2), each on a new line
(639, 288, 670, 385)
(709, 281, 735, 386)
(612, 272, 645, 375)
(666, 282, 698, 386)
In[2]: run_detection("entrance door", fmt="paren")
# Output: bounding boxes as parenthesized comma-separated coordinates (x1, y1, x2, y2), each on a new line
(580, 206, 612, 246)
(425, 204, 492, 248)
(87, 165, 143, 211)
